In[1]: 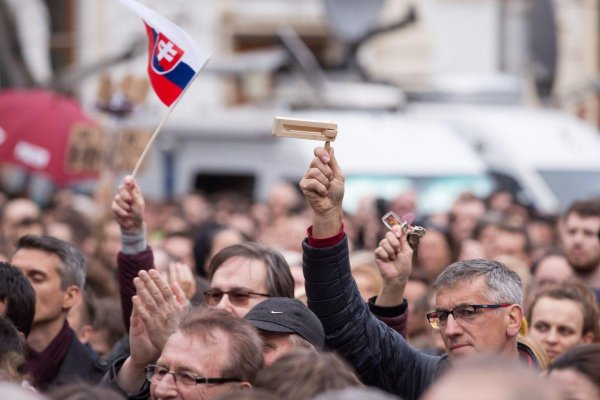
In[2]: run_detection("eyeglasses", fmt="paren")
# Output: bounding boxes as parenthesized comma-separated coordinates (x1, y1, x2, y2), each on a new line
(203, 288, 271, 306)
(145, 364, 241, 386)
(426, 304, 511, 329)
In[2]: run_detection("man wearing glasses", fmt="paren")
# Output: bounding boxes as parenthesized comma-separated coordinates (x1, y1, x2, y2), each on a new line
(112, 176, 295, 323)
(203, 242, 295, 317)
(299, 146, 540, 400)
(104, 307, 263, 399)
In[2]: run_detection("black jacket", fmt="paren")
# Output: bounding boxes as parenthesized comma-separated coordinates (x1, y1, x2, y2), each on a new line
(302, 236, 539, 400)
(50, 333, 107, 388)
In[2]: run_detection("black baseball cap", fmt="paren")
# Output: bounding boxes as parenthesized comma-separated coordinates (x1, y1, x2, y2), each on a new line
(244, 297, 325, 350)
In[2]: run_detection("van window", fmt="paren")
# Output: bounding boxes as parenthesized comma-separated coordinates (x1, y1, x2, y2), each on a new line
(345, 173, 495, 215)
(538, 170, 600, 211)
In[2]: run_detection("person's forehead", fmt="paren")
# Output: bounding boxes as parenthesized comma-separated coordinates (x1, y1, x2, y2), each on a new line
(434, 276, 490, 307)
(497, 230, 526, 242)
(159, 331, 230, 373)
(454, 200, 485, 215)
(565, 213, 600, 228)
(536, 256, 571, 277)
(421, 230, 446, 244)
(164, 236, 192, 251)
(11, 248, 62, 273)
(3, 201, 40, 222)
(211, 256, 267, 291)
(537, 255, 569, 270)
(532, 297, 584, 326)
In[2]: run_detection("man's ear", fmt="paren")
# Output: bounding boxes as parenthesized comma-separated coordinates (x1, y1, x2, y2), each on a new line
(506, 304, 524, 337)
(62, 285, 81, 311)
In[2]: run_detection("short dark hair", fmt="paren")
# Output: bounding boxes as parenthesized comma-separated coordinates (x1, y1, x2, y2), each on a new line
(208, 243, 294, 298)
(548, 343, 600, 393)
(565, 199, 600, 219)
(254, 349, 361, 400)
(16, 235, 86, 289)
(178, 307, 264, 383)
(0, 262, 35, 336)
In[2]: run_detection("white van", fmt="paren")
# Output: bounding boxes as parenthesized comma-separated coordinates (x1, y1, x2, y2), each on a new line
(135, 108, 494, 215)
(410, 104, 600, 213)
(287, 110, 494, 214)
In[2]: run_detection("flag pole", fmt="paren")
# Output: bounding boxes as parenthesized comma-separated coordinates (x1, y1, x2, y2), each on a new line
(130, 62, 207, 178)
(130, 99, 179, 179)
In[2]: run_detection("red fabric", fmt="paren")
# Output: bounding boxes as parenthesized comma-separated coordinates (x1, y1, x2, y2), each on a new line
(144, 23, 185, 106)
(26, 320, 73, 389)
(0, 89, 100, 184)
(117, 246, 155, 331)
(307, 224, 345, 248)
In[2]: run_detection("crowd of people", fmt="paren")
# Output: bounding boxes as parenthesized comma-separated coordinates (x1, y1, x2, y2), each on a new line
(0, 144, 599, 400)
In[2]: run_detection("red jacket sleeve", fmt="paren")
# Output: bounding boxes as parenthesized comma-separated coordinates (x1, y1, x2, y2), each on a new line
(117, 247, 155, 331)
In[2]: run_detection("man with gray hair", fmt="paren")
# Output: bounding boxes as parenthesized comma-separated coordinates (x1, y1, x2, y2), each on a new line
(10, 235, 105, 390)
(299, 146, 540, 400)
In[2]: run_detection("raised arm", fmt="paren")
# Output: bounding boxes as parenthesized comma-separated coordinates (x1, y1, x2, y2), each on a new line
(374, 225, 414, 307)
(299, 146, 345, 238)
(111, 269, 187, 396)
(112, 175, 145, 236)
(112, 175, 155, 331)
(299, 145, 442, 400)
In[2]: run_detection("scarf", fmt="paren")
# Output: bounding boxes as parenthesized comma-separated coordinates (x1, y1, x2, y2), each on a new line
(26, 320, 73, 390)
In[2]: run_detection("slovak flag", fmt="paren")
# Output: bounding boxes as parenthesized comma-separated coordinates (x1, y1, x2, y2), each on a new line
(118, 0, 209, 106)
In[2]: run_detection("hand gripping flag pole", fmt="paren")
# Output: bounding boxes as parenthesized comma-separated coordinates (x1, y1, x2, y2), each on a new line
(117, 0, 210, 178)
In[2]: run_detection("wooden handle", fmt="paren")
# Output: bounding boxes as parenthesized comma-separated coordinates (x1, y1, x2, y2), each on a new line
(272, 117, 337, 142)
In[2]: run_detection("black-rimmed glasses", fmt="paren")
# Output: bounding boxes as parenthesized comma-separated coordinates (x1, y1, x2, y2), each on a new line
(145, 364, 241, 386)
(203, 288, 271, 306)
(426, 304, 511, 329)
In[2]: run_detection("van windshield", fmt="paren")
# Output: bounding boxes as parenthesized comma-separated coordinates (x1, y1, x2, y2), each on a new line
(539, 170, 600, 211)
(344, 174, 495, 215)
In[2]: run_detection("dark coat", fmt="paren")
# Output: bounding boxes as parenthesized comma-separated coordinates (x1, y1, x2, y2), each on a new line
(50, 333, 107, 388)
(302, 235, 539, 400)
(100, 355, 150, 400)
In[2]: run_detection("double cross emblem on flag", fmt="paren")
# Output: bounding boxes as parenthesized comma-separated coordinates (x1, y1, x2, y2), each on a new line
(119, 0, 209, 107)
(153, 33, 184, 74)
(117, 0, 210, 177)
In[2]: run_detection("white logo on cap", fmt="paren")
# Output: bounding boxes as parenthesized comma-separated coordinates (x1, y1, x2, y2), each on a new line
(270, 311, 283, 314)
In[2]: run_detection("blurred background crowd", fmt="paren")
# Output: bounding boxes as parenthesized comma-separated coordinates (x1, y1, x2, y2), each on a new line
(1, 0, 600, 399)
